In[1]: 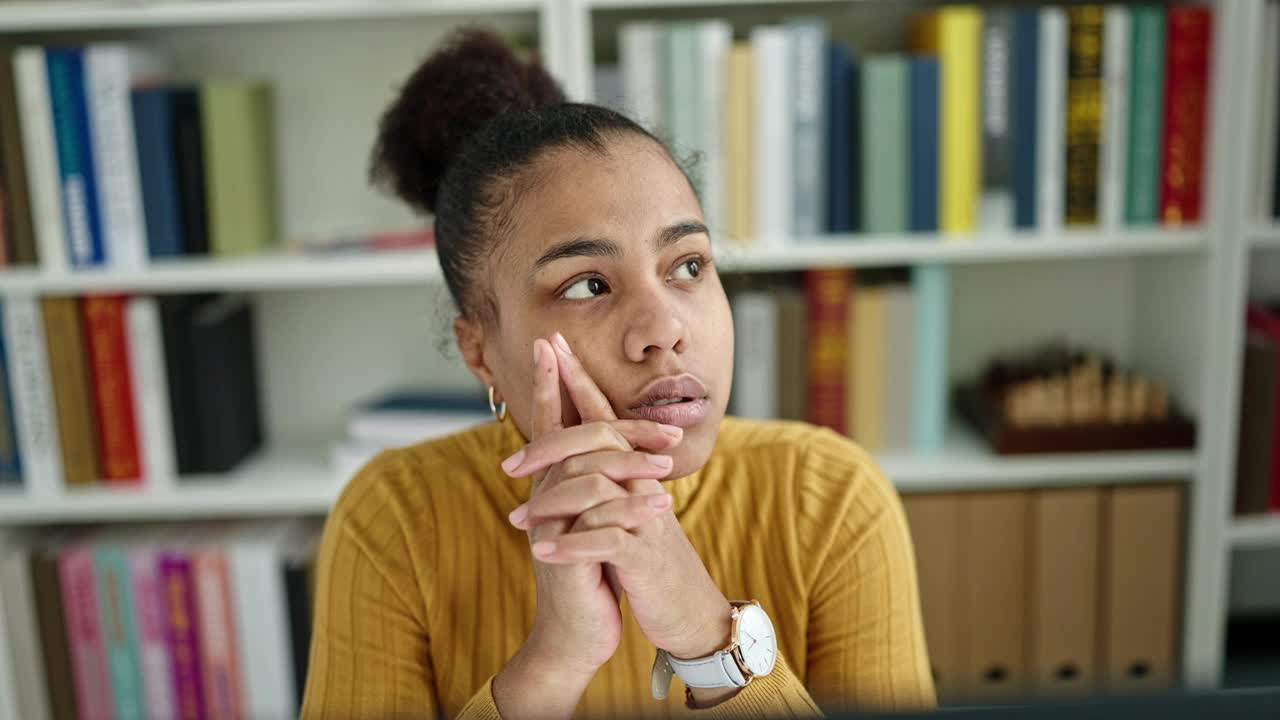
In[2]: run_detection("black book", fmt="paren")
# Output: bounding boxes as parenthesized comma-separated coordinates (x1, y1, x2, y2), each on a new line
(189, 295, 263, 473)
(284, 558, 314, 707)
(172, 88, 209, 255)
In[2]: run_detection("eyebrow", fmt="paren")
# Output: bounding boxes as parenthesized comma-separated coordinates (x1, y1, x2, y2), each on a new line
(530, 220, 710, 275)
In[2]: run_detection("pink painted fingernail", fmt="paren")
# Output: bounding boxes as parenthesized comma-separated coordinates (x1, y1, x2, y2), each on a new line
(508, 504, 529, 526)
(647, 453, 673, 468)
(533, 341, 543, 366)
(532, 541, 557, 557)
(649, 494, 673, 509)
(659, 424, 683, 438)
(501, 449, 526, 475)
(552, 332, 573, 355)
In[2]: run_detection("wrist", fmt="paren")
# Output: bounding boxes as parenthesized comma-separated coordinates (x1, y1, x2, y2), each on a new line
(665, 596, 733, 661)
(493, 635, 597, 720)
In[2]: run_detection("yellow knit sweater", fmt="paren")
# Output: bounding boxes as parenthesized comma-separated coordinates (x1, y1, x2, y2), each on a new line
(300, 417, 936, 718)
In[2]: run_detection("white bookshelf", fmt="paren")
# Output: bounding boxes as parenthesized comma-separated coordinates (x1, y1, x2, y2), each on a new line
(1228, 515, 1280, 549)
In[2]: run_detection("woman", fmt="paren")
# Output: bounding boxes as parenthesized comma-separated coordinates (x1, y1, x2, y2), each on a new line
(301, 29, 935, 719)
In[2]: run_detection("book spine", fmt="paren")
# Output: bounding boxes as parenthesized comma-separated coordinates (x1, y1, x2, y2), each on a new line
(789, 18, 828, 236)
(130, 547, 176, 720)
(1126, 7, 1166, 225)
(1011, 10, 1040, 230)
(913, 265, 950, 451)
(160, 551, 207, 720)
(131, 88, 185, 259)
(981, 9, 1014, 231)
(826, 44, 853, 234)
(663, 24, 701, 193)
(194, 549, 242, 720)
(1066, 6, 1105, 226)
(41, 297, 102, 487)
(0, 48, 38, 266)
(910, 57, 940, 233)
(13, 47, 69, 273)
(229, 537, 299, 719)
(938, 7, 982, 235)
(1257, 4, 1280, 221)
(619, 22, 663, 135)
(729, 292, 779, 419)
(3, 295, 65, 495)
(59, 546, 115, 720)
(752, 26, 792, 246)
(724, 44, 755, 243)
(1100, 7, 1131, 230)
(1159, 6, 1212, 226)
(83, 295, 143, 484)
(849, 286, 886, 450)
(0, 317, 21, 484)
(95, 545, 146, 720)
(45, 48, 105, 267)
(126, 297, 177, 488)
(699, 21, 730, 237)
(805, 269, 851, 434)
(1038, 8, 1068, 233)
(861, 56, 909, 234)
(172, 89, 209, 256)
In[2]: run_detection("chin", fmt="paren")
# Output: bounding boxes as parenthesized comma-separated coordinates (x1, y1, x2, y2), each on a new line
(665, 419, 719, 480)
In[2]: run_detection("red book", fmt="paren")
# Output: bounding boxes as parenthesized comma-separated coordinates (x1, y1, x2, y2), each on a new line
(83, 295, 143, 484)
(1159, 6, 1212, 226)
(805, 269, 852, 434)
(1246, 305, 1280, 512)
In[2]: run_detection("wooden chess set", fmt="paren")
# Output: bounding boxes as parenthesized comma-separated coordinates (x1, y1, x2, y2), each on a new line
(955, 344, 1197, 455)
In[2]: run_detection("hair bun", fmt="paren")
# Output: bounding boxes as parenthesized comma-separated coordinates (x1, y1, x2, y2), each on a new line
(370, 28, 566, 215)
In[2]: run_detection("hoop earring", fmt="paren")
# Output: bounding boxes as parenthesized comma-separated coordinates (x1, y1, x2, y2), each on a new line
(488, 385, 508, 422)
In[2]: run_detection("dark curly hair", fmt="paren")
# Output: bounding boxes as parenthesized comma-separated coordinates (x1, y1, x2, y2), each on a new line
(370, 28, 677, 326)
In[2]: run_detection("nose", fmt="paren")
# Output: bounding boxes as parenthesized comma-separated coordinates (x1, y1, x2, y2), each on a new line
(622, 285, 690, 362)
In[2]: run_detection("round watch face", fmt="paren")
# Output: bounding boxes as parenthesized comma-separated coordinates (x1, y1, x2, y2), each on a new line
(734, 604, 777, 677)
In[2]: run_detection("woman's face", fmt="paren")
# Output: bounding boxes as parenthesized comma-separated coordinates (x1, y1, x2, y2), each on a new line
(459, 132, 734, 479)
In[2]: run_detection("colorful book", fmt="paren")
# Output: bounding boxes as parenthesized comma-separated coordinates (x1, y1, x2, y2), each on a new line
(201, 81, 276, 256)
(1065, 6, 1105, 226)
(160, 547, 206, 720)
(95, 543, 147, 720)
(194, 546, 243, 720)
(981, 9, 1014, 230)
(3, 295, 64, 495)
(724, 44, 754, 244)
(806, 269, 851, 433)
(1011, 9, 1040, 230)
(1126, 6, 1166, 225)
(752, 26, 792, 246)
(46, 47, 105, 267)
(1159, 6, 1212, 226)
(788, 17, 828, 236)
(861, 55, 909, 234)
(83, 295, 144, 484)
(60, 544, 115, 720)
(13, 46, 69, 273)
(909, 56, 940, 233)
(130, 544, 176, 720)
(826, 43, 856, 233)
(41, 297, 102, 487)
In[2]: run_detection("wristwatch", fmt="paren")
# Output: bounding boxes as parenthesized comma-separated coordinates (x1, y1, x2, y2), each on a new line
(651, 600, 778, 701)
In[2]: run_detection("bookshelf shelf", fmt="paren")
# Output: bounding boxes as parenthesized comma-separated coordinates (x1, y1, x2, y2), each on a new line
(1249, 225, 1280, 248)
(0, 229, 1205, 294)
(0, 0, 541, 32)
(1226, 515, 1280, 549)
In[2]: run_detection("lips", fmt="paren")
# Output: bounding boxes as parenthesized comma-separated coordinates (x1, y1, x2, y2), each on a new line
(624, 374, 711, 428)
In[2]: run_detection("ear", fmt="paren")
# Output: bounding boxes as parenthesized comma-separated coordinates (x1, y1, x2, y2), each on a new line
(454, 315, 496, 391)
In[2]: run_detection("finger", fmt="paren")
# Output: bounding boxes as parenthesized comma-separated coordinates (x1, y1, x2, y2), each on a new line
(531, 527, 651, 568)
(529, 338, 562, 441)
(551, 332, 617, 423)
(557, 450, 673, 482)
(509, 472, 629, 529)
(502, 421, 681, 477)
(568, 493, 673, 532)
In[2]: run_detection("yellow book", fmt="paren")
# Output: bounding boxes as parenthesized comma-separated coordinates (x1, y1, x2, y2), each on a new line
(848, 285, 885, 450)
(912, 7, 982, 236)
(724, 44, 754, 245)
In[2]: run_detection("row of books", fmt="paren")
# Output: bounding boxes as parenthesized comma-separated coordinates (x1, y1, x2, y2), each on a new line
(1234, 304, 1280, 516)
(0, 294, 263, 492)
(0, 522, 319, 720)
(905, 484, 1184, 701)
(0, 44, 276, 271)
(728, 267, 950, 452)
(599, 5, 1211, 243)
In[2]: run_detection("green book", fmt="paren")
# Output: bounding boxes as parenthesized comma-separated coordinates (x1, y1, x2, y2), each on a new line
(861, 56, 909, 234)
(95, 545, 147, 720)
(1124, 6, 1166, 225)
(201, 80, 277, 255)
(662, 23, 703, 194)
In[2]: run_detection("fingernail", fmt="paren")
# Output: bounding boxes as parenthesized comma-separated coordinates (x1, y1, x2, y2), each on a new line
(501, 449, 526, 475)
(552, 332, 573, 355)
(649, 494, 673, 509)
(659, 424, 683, 438)
(533, 341, 543, 366)
(532, 541, 557, 557)
(647, 453, 673, 468)
(509, 504, 529, 526)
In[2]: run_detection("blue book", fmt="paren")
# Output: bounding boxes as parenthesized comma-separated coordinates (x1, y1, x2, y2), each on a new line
(1011, 9, 1041, 229)
(908, 57, 939, 233)
(132, 87, 186, 258)
(912, 265, 950, 452)
(826, 44, 854, 233)
(0, 306, 22, 486)
(358, 389, 492, 416)
(847, 53, 862, 233)
(45, 47, 105, 267)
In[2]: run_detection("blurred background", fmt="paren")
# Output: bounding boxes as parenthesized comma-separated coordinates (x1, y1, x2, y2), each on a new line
(0, 0, 1276, 718)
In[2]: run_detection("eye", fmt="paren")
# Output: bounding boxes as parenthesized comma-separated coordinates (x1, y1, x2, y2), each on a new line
(563, 276, 610, 300)
(672, 258, 701, 280)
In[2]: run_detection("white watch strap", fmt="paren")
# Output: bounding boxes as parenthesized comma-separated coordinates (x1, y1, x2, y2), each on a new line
(662, 648, 749, 689)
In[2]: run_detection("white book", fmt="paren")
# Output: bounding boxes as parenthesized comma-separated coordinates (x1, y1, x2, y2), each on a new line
(229, 523, 303, 720)
(12, 47, 69, 275)
(347, 413, 489, 447)
(788, 19, 828, 236)
(0, 537, 51, 720)
(2, 297, 64, 497)
(1100, 6, 1131, 230)
(1037, 8, 1067, 235)
(699, 20, 732, 239)
(730, 292, 778, 420)
(125, 297, 176, 489)
(126, 541, 175, 720)
(752, 26, 792, 247)
(619, 22, 663, 134)
(1257, 4, 1280, 221)
(86, 44, 168, 271)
